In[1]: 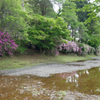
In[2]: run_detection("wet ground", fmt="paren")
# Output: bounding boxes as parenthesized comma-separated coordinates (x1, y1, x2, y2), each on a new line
(0, 56, 100, 100)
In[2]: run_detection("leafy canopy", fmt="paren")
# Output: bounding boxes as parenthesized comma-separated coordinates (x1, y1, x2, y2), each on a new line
(28, 15, 70, 52)
(0, 0, 29, 38)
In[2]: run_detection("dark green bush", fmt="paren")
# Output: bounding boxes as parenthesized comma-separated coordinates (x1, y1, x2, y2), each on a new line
(28, 15, 70, 53)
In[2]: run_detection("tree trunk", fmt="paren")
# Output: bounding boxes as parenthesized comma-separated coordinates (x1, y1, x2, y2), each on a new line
(22, 0, 25, 11)
(71, 29, 75, 41)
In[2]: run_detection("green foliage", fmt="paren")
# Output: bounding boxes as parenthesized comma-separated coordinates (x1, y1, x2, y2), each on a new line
(28, 15, 70, 52)
(0, 0, 29, 38)
(25, 0, 56, 17)
(87, 21, 100, 35)
(0, 0, 99, 56)
(78, 22, 89, 43)
(79, 43, 95, 55)
(81, 1, 100, 24)
(73, 0, 89, 22)
(88, 34, 100, 49)
(61, 0, 78, 29)
(61, 0, 79, 38)
(15, 39, 28, 54)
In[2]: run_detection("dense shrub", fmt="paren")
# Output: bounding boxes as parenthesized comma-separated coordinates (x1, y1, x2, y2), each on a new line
(51, 40, 96, 56)
(57, 40, 80, 56)
(88, 34, 100, 49)
(58, 40, 79, 53)
(15, 39, 28, 54)
(79, 43, 95, 55)
(28, 15, 70, 53)
(0, 31, 18, 57)
(88, 34, 100, 55)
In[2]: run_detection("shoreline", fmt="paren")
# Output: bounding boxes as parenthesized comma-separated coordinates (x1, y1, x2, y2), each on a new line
(0, 54, 97, 70)
(0, 56, 100, 77)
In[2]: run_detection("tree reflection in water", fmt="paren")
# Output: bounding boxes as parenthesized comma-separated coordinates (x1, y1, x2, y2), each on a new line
(54, 67, 100, 95)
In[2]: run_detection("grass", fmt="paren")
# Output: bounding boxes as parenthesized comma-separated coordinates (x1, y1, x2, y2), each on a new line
(0, 50, 97, 70)
(52, 54, 96, 63)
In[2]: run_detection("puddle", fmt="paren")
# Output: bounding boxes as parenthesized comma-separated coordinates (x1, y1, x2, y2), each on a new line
(66, 64, 85, 66)
(77, 60, 86, 62)
(0, 67, 100, 100)
(45, 67, 100, 95)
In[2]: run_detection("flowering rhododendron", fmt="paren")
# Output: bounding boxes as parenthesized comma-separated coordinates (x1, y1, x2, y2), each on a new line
(0, 31, 18, 57)
(82, 44, 94, 54)
(58, 40, 80, 53)
(51, 40, 97, 56)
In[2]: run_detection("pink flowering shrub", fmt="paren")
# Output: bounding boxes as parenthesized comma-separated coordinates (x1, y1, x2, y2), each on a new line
(51, 40, 96, 56)
(58, 40, 80, 54)
(79, 43, 95, 55)
(0, 31, 18, 57)
(50, 40, 79, 55)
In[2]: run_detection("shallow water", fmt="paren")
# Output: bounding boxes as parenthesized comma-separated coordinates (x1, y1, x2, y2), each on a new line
(42, 67, 100, 95)
(0, 66, 100, 100)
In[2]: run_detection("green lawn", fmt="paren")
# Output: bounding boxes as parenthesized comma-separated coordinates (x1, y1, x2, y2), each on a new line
(0, 52, 97, 70)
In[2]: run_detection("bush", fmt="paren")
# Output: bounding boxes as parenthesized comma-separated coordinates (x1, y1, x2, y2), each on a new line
(42, 39, 98, 56)
(88, 34, 100, 55)
(88, 34, 100, 49)
(57, 40, 95, 56)
(28, 15, 70, 53)
(0, 31, 18, 57)
(79, 43, 95, 55)
(15, 39, 28, 54)
(58, 40, 79, 54)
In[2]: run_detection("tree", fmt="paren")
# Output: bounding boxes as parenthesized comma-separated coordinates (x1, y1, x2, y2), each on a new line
(61, 0, 79, 39)
(25, 0, 56, 17)
(88, 34, 100, 49)
(78, 22, 89, 43)
(0, 0, 28, 38)
(73, 0, 100, 43)
(73, 0, 89, 22)
(82, 0, 100, 23)
(80, 1, 100, 35)
(28, 15, 70, 53)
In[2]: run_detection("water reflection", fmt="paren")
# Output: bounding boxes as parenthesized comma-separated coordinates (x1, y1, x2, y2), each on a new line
(0, 67, 100, 100)
(41, 67, 100, 95)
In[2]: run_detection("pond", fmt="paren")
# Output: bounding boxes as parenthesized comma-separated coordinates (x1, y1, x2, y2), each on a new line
(0, 66, 100, 100)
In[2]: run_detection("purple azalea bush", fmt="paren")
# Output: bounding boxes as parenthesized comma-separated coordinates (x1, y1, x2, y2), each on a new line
(50, 40, 80, 55)
(58, 40, 79, 53)
(0, 31, 18, 57)
(51, 40, 96, 56)
(82, 44, 95, 55)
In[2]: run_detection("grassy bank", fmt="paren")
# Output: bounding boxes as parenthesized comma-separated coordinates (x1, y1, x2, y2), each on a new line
(0, 52, 97, 70)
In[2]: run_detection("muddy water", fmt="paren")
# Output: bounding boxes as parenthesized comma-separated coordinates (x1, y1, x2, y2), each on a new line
(42, 67, 100, 95)
(0, 67, 100, 100)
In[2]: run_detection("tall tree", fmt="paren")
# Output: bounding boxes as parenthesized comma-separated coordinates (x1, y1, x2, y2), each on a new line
(0, 0, 28, 38)
(82, 0, 100, 23)
(22, 0, 25, 11)
(73, 0, 89, 22)
(78, 22, 89, 43)
(25, 0, 56, 17)
(28, 15, 70, 52)
(61, 0, 79, 39)
(81, 0, 100, 35)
